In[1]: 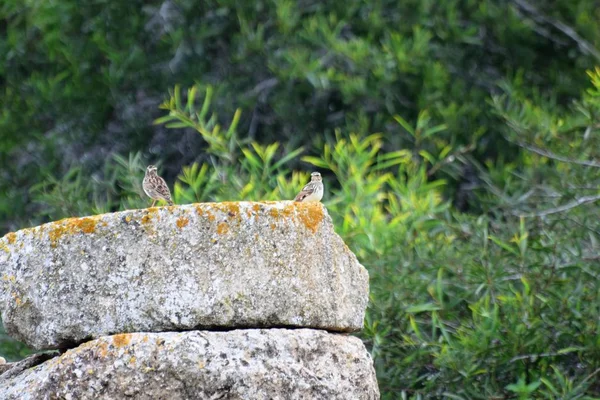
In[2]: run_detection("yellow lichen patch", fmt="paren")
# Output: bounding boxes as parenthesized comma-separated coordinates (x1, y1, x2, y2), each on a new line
(112, 333, 132, 348)
(269, 208, 280, 219)
(0, 242, 9, 254)
(270, 223, 277, 230)
(271, 204, 296, 222)
(2, 274, 16, 282)
(295, 203, 324, 233)
(176, 216, 189, 229)
(195, 205, 205, 217)
(6, 232, 16, 244)
(76, 218, 97, 234)
(217, 222, 229, 235)
(129, 356, 137, 365)
(47, 216, 100, 247)
(141, 208, 160, 226)
(97, 341, 109, 358)
(218, 202, 241, 218)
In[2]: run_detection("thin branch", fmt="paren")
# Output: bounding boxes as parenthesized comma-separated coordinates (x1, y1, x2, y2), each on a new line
(560, 216, 600, 236)
(507, 137, 600, 168)
(515, 194, 600, 217)
(512, 0, 600, 62)
(510, 349, 581, 363)
(243, 78, 279, 98)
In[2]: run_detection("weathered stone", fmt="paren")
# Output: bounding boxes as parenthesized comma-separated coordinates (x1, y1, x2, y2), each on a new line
(0, 202, 369, 349)
(0, 329, 380, 400)
(0, 353, 56, 380)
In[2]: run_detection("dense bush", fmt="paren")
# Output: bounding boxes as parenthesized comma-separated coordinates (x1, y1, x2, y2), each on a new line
(2, 0, 600, 397)
(2, 0, 600, 231)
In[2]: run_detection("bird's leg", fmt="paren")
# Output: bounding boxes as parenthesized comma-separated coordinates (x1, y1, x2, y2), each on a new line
(151, 200, 156, 207)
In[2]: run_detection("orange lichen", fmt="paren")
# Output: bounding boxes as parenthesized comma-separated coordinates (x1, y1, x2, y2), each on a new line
(195, 205, 205, 217)
(217, 222, 229, 235)
(76, 218, 97, 234)
(97, 341, 109, 357)
(219, 202, 240, 218)
(176, 217, 189, 229)
(296, 203, 324, 233)
(47, 216, 99, 247)
(113, 333, 132, 348)
(270, 223, 277, 230)
(268, 205, 294, 220)
(6, 232, 16, 244)
(141, 208, 160, 225)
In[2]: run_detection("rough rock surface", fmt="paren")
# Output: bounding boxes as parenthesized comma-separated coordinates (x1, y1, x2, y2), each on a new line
(0, 202, 369, 349)
(0, 329, 380, 400)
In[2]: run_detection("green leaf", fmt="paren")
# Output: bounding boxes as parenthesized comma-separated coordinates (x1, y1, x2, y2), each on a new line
(393, 114, 415, 136)
(153, 115, 176, 125)
(241, 149, 262, 169)
(489, 235, 519, 256)
(186, 85, 198, 113)
(422, 124, 447, 139)
(165, 122, 192, 129)
(557, 346, 582, 354)
(272, 147, 305, 171)
(436, 268, 444, 307)
(406, 303, 442, 313)
(174, 84, 182, 110)
(301, 156, 329, 169)
(419, 150, 437, 164)
(540, 378, 560, 396)
(198, 86, 213, 122)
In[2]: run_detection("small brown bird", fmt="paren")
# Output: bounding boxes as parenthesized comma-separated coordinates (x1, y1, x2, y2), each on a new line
(143, 165, 174, 207)
(294, 172, 324, 202)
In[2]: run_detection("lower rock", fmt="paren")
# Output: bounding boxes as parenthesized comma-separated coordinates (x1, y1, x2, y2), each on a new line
(0, 329, 380, 400)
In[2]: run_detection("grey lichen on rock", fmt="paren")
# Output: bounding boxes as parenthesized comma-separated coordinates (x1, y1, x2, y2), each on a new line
(0, 202, 369, 350)
(0, 329, 380, 400)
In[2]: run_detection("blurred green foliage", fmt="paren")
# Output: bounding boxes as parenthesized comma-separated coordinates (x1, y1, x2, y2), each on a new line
(2, 0, 600, 397)
(2, 0, 600, 230)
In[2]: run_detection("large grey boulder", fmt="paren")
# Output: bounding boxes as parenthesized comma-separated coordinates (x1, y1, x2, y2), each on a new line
(0, 329, 380, 400)
(0, 202, 369, 350)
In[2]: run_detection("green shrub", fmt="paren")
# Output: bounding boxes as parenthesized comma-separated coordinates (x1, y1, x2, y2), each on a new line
(2, 0, 599, 231)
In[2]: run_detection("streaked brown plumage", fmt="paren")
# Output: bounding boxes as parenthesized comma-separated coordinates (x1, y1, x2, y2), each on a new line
(294, 172, 324, 202)
(143, 165, 174, 207)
